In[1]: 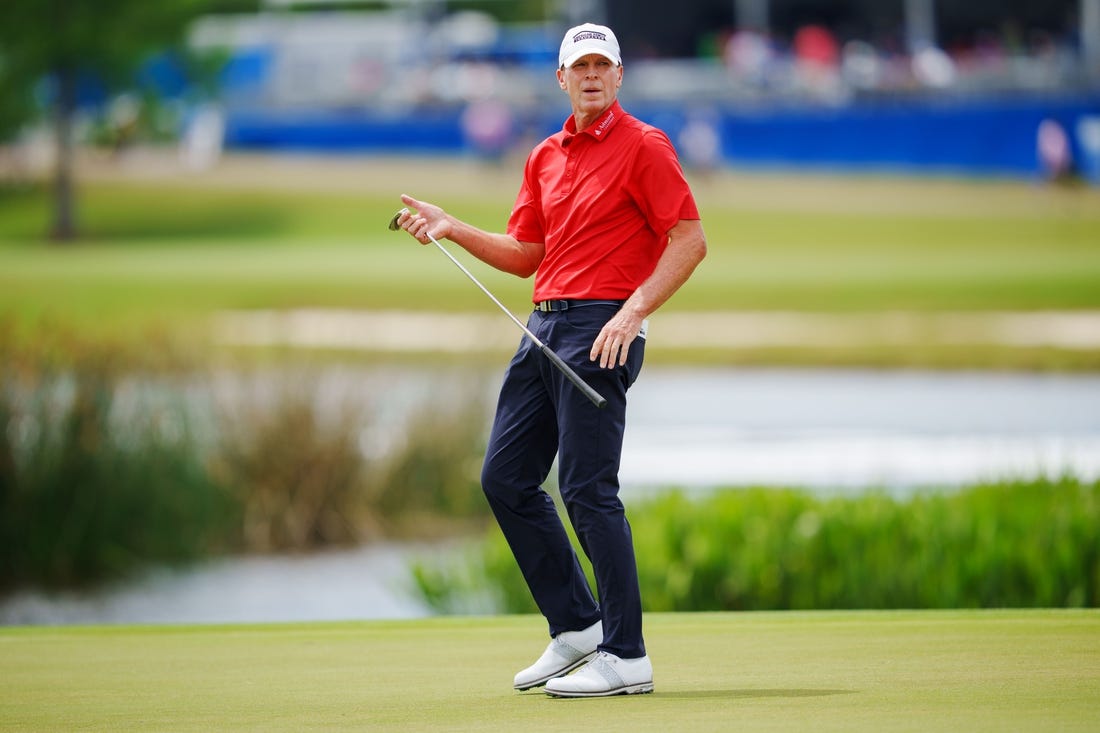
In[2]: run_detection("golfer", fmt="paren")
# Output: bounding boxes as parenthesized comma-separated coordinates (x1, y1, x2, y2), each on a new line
(393, 22, 706, 697)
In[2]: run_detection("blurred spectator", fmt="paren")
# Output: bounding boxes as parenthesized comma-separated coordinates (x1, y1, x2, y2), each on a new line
(460, 97, 514, 161)
(840, 40, 884, 90)
(107, 94, 141, 157)
(911, 45, 958, 88)
(1036, 118, 1073, 181)
(180, 104, 224, 171)
(793, 24, 839, 67)
(677, 112, 722, 176)
(792, 24, 844, 101)
(723, 29, 775, 87)
(1076, 117, 1100, 185)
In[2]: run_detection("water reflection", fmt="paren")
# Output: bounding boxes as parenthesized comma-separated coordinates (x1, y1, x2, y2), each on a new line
(622, 368, 1100, 492)
(0, 543, 437, 626)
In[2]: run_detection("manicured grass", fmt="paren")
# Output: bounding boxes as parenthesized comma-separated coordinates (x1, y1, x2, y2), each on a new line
(2, 611, 1097, 732)
(2, 164, 1099, 318)
(2, 156, 1099, 365)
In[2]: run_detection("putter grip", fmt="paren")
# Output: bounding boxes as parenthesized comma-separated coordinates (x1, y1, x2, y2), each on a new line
(540, 344, 608, 409)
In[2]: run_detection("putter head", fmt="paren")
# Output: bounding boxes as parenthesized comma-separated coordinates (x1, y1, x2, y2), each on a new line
(388, 207, 409, 231)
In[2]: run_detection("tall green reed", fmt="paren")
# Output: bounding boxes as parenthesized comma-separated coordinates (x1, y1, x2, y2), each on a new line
(412, 478, 1100, 613)
(1, 324, 492, 592)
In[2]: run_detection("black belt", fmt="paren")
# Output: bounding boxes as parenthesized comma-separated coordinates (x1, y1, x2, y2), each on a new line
(534, 299, 624, 312)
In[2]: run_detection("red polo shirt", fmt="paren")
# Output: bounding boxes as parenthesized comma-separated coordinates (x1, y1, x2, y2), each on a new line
(507, 100, 700, 302)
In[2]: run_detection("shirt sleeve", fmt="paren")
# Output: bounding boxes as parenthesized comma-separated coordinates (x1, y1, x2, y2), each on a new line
(507, 150, 545, 243)
(627, 129, 700, 238)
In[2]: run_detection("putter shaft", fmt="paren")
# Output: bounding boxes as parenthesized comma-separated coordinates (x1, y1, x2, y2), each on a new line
(387, 207, 607, 409)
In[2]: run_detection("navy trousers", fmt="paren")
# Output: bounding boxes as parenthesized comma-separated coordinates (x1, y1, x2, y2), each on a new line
(480, 302, 646, 659)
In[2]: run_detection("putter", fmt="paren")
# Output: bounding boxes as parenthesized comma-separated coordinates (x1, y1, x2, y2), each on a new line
(388, 207, 608, 409)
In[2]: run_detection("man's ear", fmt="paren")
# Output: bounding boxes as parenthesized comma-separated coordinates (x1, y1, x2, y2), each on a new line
(557, 67, 567, 90)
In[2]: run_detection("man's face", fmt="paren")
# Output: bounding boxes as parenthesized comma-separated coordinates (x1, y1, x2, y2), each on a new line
(557, 53, 623, 123)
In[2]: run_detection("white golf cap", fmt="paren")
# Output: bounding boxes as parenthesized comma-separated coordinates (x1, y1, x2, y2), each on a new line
(558, 23, 621, 68)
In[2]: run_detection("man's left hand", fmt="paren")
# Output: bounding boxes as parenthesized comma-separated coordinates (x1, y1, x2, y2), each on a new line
(590, 309, 645, 368)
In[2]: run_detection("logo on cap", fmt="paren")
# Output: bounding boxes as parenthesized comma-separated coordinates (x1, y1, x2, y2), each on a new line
(573, 30, 608, 43)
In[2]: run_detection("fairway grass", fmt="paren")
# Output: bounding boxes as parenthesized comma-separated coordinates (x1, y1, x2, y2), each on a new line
(2, 611, 1097, 732)
(4, 153, 1100, 367)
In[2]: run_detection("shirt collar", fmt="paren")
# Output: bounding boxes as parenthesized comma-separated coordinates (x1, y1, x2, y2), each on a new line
(561, 100, 623, 146)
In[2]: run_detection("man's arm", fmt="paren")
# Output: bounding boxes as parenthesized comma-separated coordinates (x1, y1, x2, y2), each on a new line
(590, 218, 707, 368)
(396, 194, 545, 278)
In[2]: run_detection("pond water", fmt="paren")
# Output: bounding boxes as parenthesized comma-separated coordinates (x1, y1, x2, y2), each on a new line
(621, 367, 1100, 493)
(4, 366, 1097, 626)
(0, 543, 439, 626)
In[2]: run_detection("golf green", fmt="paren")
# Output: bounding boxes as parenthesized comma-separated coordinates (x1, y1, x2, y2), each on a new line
(2, 610, 1097, 731)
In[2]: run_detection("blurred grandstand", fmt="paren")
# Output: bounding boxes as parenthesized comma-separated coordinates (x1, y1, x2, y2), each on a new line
(9, 0, 1098, 179)
(173, 0, 1100, 179)
(200, 0, 1098, 108)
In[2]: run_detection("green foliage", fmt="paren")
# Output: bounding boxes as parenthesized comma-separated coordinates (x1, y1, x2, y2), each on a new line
(0, 53, 35, 142)
(633, 482, 1099, 609)
(0, 0, 260, 239)
(0, 325, 492, 591)
(368, 392, 491, 535)
(0, 0, 258, 81)
(210, 389, 368, 552)
(412, 528, 543, 615)
(0, 331, 237, 590)
(208, 373, 492, 550)
(413, 479, 1100, 613)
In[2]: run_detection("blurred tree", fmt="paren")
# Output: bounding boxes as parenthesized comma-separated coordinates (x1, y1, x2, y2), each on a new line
(0, 0, 257, 242)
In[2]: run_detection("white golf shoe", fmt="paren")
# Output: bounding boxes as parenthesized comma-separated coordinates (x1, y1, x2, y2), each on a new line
(513, 620, 602, 691)
(544, 651, 654, 697)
